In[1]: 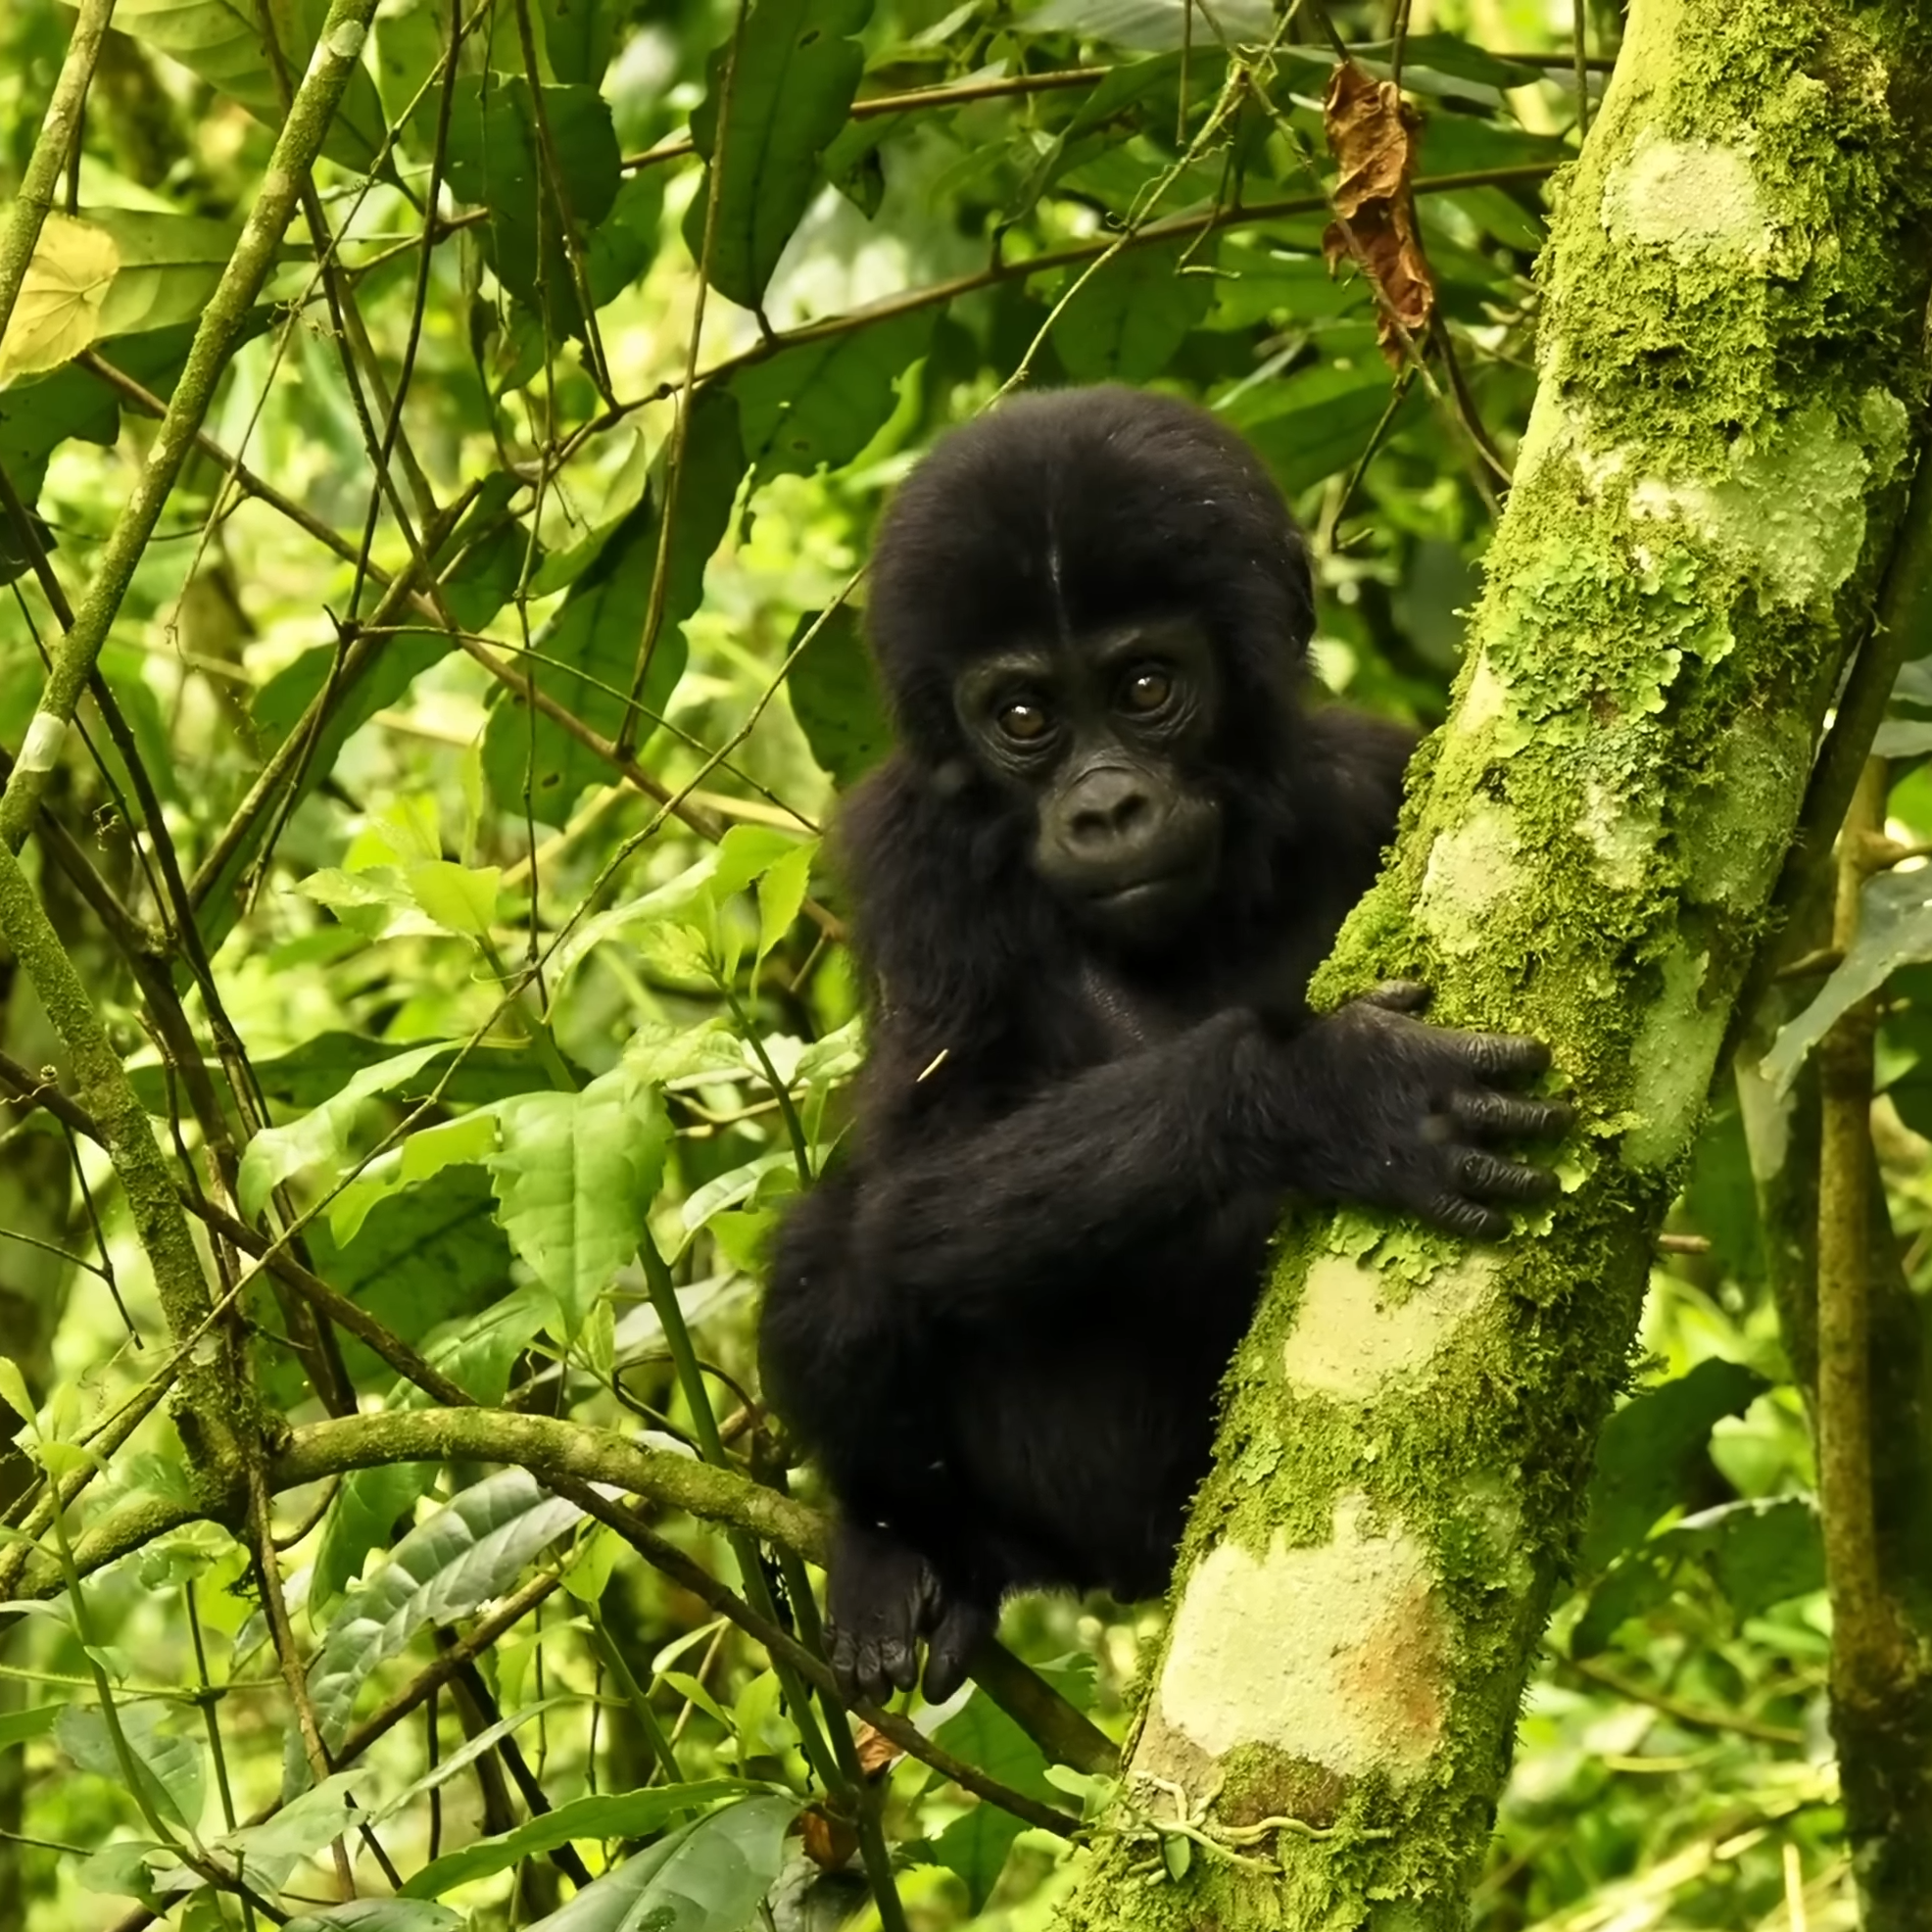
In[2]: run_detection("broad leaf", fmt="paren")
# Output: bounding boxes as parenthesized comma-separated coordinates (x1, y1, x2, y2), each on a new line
(1580, 1359, 1769, 1572)
(1763, 865, 1932, 1090)
(683, 0, 873, 312)
(732, 311, 933, 483)
(930, 1691, 1060, 1910)
(785, 605, 892, 787)
(403, 1781, 771, 1897)
(288, 1906, 465, 1932)
(517, 1793, 801, 1930)
(443, 74, 621, 341)
(309, 1470, 584, 1749)
(114, 0, 387, 170)
(57, 1702, 207, 1835)
(1049, 242, 1215, 384)
(489, 1066, 672, 1335)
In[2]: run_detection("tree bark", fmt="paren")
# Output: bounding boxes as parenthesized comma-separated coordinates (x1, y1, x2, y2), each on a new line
(1061, 2, 1932, 1924)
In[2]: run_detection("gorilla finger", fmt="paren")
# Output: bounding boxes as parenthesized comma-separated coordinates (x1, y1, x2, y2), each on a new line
(1428, 1191, 1511, 1241)
(882, 1634, 920, 1696)
(1458, 1148, 1559, 1203)
(1360, 980, 1430, 1014)
(854, 1641, 895, 1710)
(1457, 1031, 1552, 1085)
(829, 1628, 861, 1703)
(1448, 1089, 1574, 1141)
(924, 1598, 994, 1706)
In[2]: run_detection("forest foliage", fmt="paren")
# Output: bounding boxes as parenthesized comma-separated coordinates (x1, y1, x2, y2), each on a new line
(1, 0, 1930, 1926)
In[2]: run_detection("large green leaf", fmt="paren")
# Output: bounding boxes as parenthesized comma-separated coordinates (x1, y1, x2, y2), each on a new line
(114, 0, 387, 170)
(1571, 1497, 1823, 1660)
(442, 73, 621, 341)
(404, 1782, 771, 1897)
(683, 0, 873, 312)
(308, 1470, 584, 1749)
(1048, 242, 1215, 384)
(1580, 1358, 1769, 1573)
(489, 1065, 673, 1336)
(517, 1794, 801, 1931)
(482, 390, 743, 817)
(1763, 865, 1932, 1090)
(930, 1691, 1061, 1910)
(1018, 0, 1270, 53)
(57, 1702, 207, 1836)
(1230, 362, 1425, 497)
(732, 310, 933, 483)
(784, 604, 892, 788)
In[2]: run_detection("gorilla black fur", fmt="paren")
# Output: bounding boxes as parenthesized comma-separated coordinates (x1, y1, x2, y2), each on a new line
(759, 386, 1565, 1705)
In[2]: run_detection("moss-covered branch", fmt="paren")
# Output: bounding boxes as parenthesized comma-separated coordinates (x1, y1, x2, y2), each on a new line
(1062, 1, 1932, 1923)
(0, 0, 382, 851)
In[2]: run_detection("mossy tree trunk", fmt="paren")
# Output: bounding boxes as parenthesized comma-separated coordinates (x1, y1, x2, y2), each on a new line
(1061, 3, 1932, 1926)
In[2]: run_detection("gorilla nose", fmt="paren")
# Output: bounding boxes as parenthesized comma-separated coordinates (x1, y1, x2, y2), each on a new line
(1067, 769, 1155, 847)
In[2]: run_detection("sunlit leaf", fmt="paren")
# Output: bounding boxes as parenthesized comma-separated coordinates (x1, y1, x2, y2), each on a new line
(288, 1904, 466, 1932)
(0, 214, 118, 381)
(489, 1066, 673, 1335)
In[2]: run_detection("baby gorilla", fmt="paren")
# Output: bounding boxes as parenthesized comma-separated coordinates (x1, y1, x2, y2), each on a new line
(760, 385, 1568, 1705)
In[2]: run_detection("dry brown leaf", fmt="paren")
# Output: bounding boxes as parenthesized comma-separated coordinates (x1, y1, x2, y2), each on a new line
(853, 1720, 903, 1779)
(1321, 61, 1435, 369)
(801, 1805, 860, 1869)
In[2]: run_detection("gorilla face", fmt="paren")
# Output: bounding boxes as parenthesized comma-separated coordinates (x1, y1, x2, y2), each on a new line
(951, 615, 1225, 947)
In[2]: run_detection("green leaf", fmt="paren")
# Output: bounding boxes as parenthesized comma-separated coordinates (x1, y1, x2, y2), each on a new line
(0, 1704, 62, 1752)
(1580, 1359, 1769, 1573)
(517, 1794, 800, 1929)
(1048, 243, 1215, 384)
(483, 391, 743, 819)
(542, 0, 615, 83)
(405, 859, 501, 939)
(757, 842, 817, 959)
(1571, 1497, 1824, 1659)
(403, 1781, 772, 1897)
(114, 0, 387, 170)
(214, 1771, 362, 1864)
(288, 1906, 466, 1932)
(785, 604, 893, 787)
(442, 73, 621, 341)
(1018, 0, 1271, 53)
(1764, 865, 1932, 1090)
(57, 1702, 207, 1835)
(489, 1067, 673, 1336)
(1229, 362, 1425, 496)
(329, 1108, 502, 1245)
(930, 1691, 1060, 1910)
(310, 1470, 584, 1749)
(281, 1168, 516, 1409)
(237, 1040, 450, 1216)
(683, 0, 874, 312)
(1349, 32, 1543, 87)
(732, 311, 933, 483)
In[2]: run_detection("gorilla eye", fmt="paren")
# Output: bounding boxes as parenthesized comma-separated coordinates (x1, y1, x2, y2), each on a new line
(1122, 667, 1174, 713)
(996, 699, 1050, 744)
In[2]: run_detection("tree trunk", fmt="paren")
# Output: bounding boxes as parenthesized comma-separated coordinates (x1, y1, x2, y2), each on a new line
(1061, 2, 1932, 1925)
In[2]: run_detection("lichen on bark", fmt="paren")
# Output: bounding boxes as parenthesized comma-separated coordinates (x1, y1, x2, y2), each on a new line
(1059, 2, 1932, 1925)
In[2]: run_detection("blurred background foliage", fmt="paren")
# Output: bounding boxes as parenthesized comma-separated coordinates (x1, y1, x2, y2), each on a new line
(1, 0, 1926, 1924)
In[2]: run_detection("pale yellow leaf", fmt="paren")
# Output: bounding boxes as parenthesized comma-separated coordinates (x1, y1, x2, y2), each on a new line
(0, 214, 120, 382)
